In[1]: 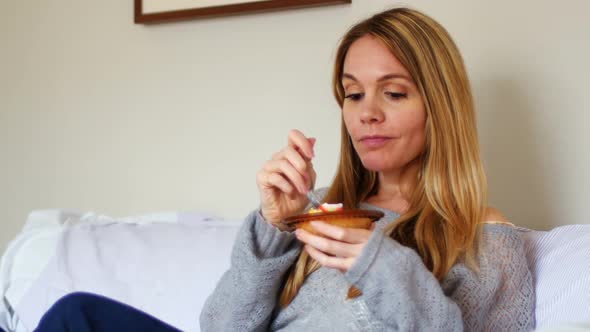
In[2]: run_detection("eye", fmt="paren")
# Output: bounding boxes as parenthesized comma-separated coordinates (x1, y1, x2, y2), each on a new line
(344, 93, 364, 101)
(386, 92, 408, 99)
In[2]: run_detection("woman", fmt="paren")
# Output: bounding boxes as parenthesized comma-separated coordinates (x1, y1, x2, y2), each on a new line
(33, 7, 534, 332)
(200, 7, 535, 332)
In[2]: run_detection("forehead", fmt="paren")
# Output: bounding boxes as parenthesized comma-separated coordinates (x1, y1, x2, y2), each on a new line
(342, 35, 410, 80)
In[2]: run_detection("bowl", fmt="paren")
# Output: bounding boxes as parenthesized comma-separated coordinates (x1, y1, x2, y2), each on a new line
(282, 209, 384, 235)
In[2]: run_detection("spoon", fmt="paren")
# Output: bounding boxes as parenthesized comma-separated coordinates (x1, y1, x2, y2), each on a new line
(304, 156, 322, 209)
(306, 190, 322, 209)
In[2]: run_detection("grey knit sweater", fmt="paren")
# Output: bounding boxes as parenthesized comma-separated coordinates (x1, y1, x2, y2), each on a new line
(200, 203, 535, 331)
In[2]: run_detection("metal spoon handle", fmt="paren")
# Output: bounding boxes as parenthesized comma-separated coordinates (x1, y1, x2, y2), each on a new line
(304, 157, 321, 208)
(306, 190, 322, 208)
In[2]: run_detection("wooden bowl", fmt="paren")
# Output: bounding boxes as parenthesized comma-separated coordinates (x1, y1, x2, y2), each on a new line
(282, 209, 384, 235)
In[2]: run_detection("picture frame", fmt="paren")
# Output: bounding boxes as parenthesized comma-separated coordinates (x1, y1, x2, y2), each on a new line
(134, 0, 352, 24)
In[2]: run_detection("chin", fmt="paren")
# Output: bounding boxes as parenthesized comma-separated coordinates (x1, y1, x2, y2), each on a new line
(357, 147, 423, 173)
(359, 156, 402, 172)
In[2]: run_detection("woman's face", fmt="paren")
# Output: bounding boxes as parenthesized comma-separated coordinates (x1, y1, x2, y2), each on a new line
(342, 35, 427, 173)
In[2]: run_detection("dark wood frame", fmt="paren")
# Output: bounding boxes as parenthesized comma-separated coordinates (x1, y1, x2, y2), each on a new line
(134, 0, 351, 24)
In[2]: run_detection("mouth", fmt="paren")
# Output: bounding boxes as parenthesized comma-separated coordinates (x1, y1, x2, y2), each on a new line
(358, 135, 395, 148)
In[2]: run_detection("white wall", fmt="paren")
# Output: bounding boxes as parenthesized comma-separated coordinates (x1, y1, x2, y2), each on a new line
(1, 0, 589, 250)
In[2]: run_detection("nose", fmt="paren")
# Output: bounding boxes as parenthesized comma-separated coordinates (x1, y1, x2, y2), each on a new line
(360, 96, 385, 124)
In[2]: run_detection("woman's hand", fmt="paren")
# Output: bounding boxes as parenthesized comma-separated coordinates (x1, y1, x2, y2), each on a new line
(256, 129, 316, 226)
(295, 221, 373, 273)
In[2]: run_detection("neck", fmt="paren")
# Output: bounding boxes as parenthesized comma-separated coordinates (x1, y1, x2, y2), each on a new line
(368, 158, 421, 213)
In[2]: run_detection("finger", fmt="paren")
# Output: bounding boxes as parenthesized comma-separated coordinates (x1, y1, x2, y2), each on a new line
(271, 147, 314, 190)
(280, 147, 310, 181)
(304, 244, 352, 272)
(257, 170, 297, 196)
(306, 161, 317, 190)
(308, 221, 373, 244)
(295, 228, 361, 258)
(274, 175, 302, 200)
(287, 129, 315, 160)
(263, 159, 308, 194)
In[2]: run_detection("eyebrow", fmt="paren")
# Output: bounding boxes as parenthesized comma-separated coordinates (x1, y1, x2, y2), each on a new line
(341, 73, 412, 83)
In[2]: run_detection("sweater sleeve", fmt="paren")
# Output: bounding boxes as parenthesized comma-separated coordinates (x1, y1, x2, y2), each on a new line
(343, 224, 535, 331)
(199, 210, 302, 332)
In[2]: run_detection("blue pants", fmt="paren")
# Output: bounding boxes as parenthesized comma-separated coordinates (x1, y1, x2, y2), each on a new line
(35, 292, 181, 332)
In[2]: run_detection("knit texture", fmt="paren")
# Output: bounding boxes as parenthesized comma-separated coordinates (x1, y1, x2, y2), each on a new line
(200, 202, 535, 331)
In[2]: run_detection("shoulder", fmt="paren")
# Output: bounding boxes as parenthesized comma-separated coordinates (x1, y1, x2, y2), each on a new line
(482, 206, 509, 224)
(481, 206, 516, 230)
(479, 207, 524, 253)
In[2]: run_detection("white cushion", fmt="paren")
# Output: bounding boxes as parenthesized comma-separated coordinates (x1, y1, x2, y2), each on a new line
(0, 210, 241, 332)
(520, 225, 590, 329)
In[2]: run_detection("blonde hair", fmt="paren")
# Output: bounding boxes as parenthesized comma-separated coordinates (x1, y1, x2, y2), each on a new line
(280, 7, 487, 307)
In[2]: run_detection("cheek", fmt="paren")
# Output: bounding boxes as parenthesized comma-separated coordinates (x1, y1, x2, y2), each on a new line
(398, 110, 427, 160)
(396, 96, 427, 135)
(400, 110, 427, 139)
(342, 109, 357, 136)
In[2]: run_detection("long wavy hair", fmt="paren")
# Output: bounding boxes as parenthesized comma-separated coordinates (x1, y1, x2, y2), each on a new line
(280, 7, 487, 307)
